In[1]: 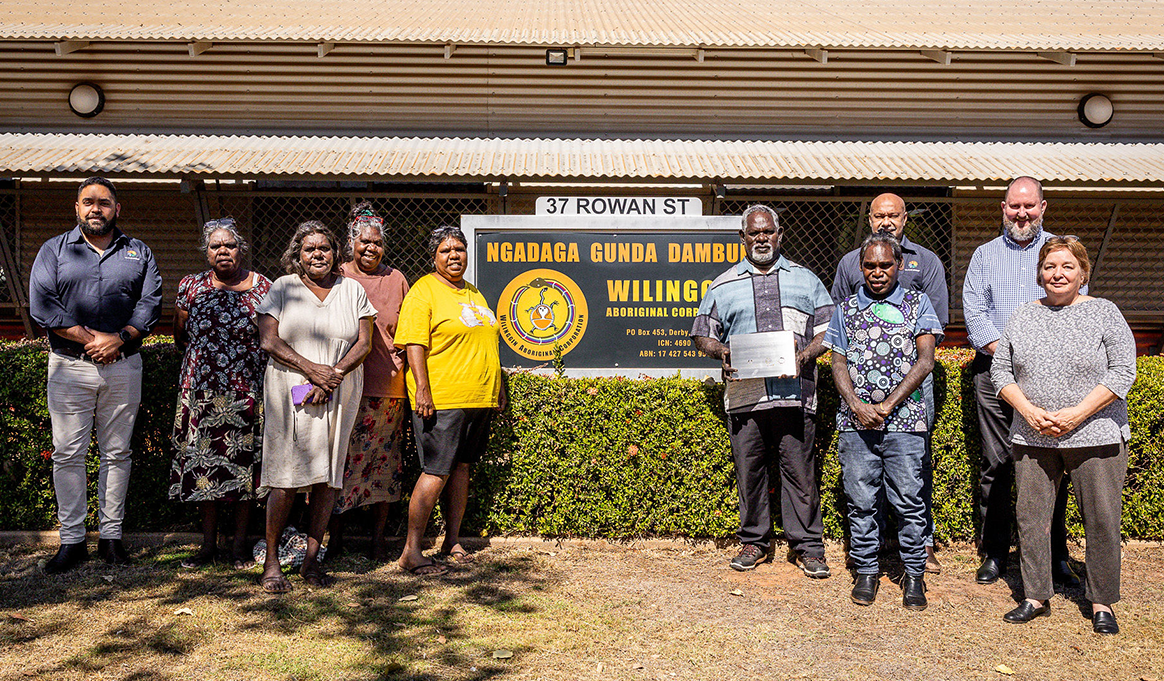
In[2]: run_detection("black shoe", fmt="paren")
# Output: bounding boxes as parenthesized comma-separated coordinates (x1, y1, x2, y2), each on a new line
(1052, 559, 1081, 588)
(729, 545, 770, 572)
(788, 550, 831, 579)
(1092, 610, 1119, 635)
(97, 538, 132, 565)
(976, 556, 1005, 584)
(44, 542, 88, 574)
(901, 573, 927, 611)
(850, 574, 879, 606)
(1004, 600, 1051, 623)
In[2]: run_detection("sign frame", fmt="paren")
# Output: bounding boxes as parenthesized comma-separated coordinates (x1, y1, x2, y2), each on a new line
(462, 214, 741, 379)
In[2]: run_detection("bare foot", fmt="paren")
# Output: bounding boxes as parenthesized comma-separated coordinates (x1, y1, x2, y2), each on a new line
(181, 547, 217, 569)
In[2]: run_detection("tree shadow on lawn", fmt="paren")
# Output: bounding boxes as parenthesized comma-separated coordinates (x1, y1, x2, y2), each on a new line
(1, 542, 550, 681)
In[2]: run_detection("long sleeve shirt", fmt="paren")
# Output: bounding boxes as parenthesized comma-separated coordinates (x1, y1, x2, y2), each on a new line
(29, 226, 163, 355)
(961, 228, 1085, 352)
(990, 298, 1135, 448)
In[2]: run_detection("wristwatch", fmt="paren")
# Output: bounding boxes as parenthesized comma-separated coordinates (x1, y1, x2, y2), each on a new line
(117, 329, 133, 344)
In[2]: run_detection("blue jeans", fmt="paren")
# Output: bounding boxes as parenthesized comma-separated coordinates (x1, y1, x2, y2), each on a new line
(839, 430, 927, 577)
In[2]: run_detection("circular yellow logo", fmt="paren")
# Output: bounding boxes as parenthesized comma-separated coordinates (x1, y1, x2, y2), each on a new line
(497, 269, 589, 360)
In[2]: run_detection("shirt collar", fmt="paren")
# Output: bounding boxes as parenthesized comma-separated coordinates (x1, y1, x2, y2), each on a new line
(736, 254, 790, 275)
(856, 282, 905, 309)
(1001, 226, 1046, 251)
(899, 235, 918, 253)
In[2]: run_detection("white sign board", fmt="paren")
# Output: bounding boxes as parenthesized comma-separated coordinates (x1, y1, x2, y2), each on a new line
(535, 196, 703, 216)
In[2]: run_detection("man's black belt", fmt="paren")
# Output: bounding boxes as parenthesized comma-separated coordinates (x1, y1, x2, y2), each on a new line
(53, 346, 139, 363)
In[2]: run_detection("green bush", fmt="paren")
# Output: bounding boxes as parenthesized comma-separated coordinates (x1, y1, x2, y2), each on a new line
(3, 341, 1163, 541)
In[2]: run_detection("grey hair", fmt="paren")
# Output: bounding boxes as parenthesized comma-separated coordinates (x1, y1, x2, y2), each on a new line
(344, 201, 387, 261)
(740, 204, 779, 231)
(427, 225, 468, 258)
(200, 218, 249, 257)
(859, 232, 903, 264)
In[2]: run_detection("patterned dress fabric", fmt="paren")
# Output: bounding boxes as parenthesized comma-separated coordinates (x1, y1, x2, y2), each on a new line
(170, 270, 272, 502)
(335, 396, 407, 512)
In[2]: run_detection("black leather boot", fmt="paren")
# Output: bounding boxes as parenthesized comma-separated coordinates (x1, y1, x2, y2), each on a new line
(901, 573, 927, 611)
(98, 538, 132, 565)
(44, 542, 89, 574)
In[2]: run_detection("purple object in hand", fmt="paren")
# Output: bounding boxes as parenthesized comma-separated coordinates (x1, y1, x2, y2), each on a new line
(291, 383, 327, 405)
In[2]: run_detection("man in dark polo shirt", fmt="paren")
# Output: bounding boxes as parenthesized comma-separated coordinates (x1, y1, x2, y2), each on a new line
(831, 192, 948, 574)
(29, 176, 162, 574)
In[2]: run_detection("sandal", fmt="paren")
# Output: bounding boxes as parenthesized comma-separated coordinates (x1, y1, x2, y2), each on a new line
(405, 561, 449, 577)
(437, 549, 474, 565)
(260, 574, 293, 594)
(300, 566, 335, 587)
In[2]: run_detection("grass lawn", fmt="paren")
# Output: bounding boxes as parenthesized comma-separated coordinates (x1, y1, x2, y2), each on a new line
(2, 539, 1163, 680)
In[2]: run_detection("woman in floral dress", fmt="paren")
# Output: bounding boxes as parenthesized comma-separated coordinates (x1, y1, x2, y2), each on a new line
(171, 218, 272, 569)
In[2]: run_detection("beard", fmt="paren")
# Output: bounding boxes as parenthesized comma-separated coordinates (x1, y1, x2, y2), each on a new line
(748, 243, 777, 266)
(1003, 215, 1040, 243)
(79, 213, 116, 238)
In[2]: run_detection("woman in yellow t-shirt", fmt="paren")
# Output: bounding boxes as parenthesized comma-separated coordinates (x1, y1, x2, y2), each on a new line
(395, 225, 507, 576)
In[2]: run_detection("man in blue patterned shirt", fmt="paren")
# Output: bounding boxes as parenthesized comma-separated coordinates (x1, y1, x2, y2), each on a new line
(691, 205, 835, 577)
(825, 233, 944, 610)
(962, 176, 1079, 587)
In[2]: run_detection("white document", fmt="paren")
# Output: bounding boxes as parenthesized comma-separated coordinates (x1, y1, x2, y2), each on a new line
(729, 331, 797, 379)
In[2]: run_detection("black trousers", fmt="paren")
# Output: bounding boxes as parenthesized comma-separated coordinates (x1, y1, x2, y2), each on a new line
(972, 352, 1070, 562)
(729, 407, 824, 558)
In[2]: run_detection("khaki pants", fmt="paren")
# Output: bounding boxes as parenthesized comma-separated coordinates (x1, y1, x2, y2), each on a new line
(47, 352, 142, 544)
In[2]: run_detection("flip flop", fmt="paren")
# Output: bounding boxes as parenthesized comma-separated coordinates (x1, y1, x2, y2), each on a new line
(260, 574, 293, 594)
(437, 549, 474, 565)
(300, 567, 335, 587)
(405, 561, 449, 577)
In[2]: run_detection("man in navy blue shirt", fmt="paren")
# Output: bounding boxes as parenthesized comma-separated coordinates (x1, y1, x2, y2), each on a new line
(831, 193, 947, 574)
(29, 177, 162, 574)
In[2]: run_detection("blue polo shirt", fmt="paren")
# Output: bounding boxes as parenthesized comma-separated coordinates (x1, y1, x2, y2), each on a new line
(823, 284, 944, 432)
(830, 235, 949, 328)
(691, 255, 834, 414)
(29, 226, 163, 355)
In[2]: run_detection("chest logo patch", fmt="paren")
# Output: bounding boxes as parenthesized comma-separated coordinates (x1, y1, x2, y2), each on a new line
(459, 302, 497, 328)
(871, 302, 905, 325)
(123, 249, 141, 260)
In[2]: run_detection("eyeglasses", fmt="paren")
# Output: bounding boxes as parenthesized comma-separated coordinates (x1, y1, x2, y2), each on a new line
(204, 217, 237, 230)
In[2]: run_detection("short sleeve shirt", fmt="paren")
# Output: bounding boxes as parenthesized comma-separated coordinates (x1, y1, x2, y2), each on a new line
(823, 285, 944, 432)
(395, 275, 502, 410)
(691, 256, 834, 414)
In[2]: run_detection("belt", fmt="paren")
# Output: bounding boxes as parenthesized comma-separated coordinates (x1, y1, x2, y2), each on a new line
(53, 347, 138, 363)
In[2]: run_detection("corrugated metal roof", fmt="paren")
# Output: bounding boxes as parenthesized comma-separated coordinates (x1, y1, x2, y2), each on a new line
(2, 0, 1164, 51)
(3, 133, 1163, 185)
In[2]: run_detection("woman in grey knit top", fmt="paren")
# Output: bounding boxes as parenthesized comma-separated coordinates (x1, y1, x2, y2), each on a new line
(991, 236, 1136, 635)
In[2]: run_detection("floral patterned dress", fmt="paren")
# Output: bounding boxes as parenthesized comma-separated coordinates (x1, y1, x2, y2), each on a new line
(170, 270, 272, 502)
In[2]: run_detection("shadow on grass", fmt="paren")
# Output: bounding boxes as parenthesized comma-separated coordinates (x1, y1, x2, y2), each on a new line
(1, 542, 551, 680)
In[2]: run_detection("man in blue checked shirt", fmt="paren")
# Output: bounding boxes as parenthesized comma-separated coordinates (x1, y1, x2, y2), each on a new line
(691, 204, 835, 578)
(962, 176, 1080, 587)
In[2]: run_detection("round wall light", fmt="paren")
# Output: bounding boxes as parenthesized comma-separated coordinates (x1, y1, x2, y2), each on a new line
(1077, 93, 1113, 128)
(68, 83, 105, 118)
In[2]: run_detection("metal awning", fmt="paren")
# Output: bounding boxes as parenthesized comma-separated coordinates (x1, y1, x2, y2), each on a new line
(2, 0, 1163, 51)
(3, 133, 1164, 186)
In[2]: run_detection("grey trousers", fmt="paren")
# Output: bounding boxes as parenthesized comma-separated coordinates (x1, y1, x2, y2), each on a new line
(47, 352, 142, 543)
(1014, 442, 1128, 604)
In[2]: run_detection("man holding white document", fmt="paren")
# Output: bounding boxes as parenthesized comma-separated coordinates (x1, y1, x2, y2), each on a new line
(691, 205, 835, 576)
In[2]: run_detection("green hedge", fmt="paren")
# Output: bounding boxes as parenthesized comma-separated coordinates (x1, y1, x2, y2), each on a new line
(2, 341, 1163, 540)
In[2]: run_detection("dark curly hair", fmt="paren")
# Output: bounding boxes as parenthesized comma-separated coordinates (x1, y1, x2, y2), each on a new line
(280, 220, 341, 276)
(427, 225, 468, 259)
(344, 201, 387, 262)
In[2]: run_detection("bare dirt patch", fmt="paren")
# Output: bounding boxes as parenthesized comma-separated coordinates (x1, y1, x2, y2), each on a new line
(1, 540, 1162, 680)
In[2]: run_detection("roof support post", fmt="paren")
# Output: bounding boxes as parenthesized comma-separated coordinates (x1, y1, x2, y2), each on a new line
(803, 48, 828, 64)
(1092, 202, 1120, 283)
(317, 42, 335, 58)
(444, 43, 456, 59)
(188, 41, 213, 57)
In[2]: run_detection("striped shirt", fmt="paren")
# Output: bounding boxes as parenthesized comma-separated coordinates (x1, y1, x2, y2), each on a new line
(961, 228, 1085, 352)
(691, 255, 834, 414)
